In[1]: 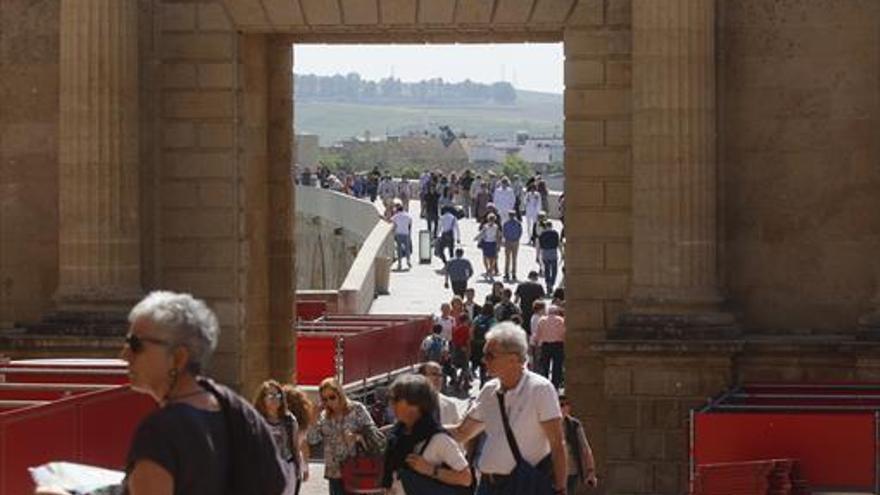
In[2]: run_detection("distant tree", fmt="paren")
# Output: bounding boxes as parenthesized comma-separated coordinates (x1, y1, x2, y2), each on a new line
(501, 154, 533, 179)
(400, 166, 421, 180)
(491, 82, 517, 104)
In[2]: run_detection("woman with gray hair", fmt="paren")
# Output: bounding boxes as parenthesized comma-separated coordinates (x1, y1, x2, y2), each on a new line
(120, 291, 287, 495)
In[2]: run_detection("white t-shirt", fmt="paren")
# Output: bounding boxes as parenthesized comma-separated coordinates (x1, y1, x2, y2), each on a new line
(391, 211, 412, 235)
(389, 433, 469, 495)
(439, 393, 464, 425)
(434, 315, 455, 341)
(467, 370, 562, 474)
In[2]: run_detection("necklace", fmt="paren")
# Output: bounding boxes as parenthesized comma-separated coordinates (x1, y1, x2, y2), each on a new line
(166, 388, 208, 403)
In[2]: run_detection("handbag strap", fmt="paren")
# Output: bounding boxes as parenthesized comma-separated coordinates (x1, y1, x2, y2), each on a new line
(495, 391, 525, 465)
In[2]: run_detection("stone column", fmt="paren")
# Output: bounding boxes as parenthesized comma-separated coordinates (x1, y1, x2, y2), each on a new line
(617, 0, 736, 338)
(54, 0, 141, 314)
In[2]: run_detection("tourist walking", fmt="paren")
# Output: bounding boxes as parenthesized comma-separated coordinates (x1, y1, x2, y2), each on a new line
(304, 378, 386, 495)
(390, 203, 413, 270)
(436, 206, 461, 265)
(444, 248, 474, 297)
(283, 384, 316, 494)
(538, 221, 561, 294)
(417, 361, 464, 424)
(474, 183, 492, 221)
(515, 271, 546, 336)
(450, 313, 473, 395)
(524, 186, 542, 242)
(475, 213, 501, 279)
(379, 175, 397, 217)
(493, 177, 516, 223)
(448, 323, 568, 495)
(381, 374, 472, 495)
(533, 306, 566, 390)
(115, 291, 287, 495)
(421, 325, 450, 371)
(560, 394, 598, 494)
(502, 212, 523, 281)
(470, 303, 495, 386)
(493, 288, 521, 323)
(424, 181, 440, 238)
(254, 380, 303, 495)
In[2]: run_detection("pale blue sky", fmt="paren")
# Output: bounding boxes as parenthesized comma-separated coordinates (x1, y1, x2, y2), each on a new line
(293, 43, 563, 94)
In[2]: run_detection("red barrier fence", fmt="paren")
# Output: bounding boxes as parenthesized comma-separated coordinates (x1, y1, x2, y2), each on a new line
(693, 383, 880, 492)
(295, 315, 432, 387)
(296, 300, 328, 321)
(0, 387, 154, 494)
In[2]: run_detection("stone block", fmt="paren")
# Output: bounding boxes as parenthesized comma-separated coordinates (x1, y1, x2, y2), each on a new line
(161, 208, 237, 239)
(262, 0, 304, 26)
(564, 298, 605, 330)
(634, 430, 665, 460)
(161, 181, 200, 207)
(161, 33, 234, 61)
(653, 462, 682, 495)
(604, 181, 631, 207)
(198, 63, 235, 88)
(161, 268, 238, 298)
(568, 210, 631, 239)
(566, 89, 631, 118)
(198, 4, 233, 31)
(380, 0, 417, 24)
(341, 0, 379, 25)
(530, 0, 575, 24)
(567, 149, 632, 178)
(566, 0, 603, 26)
(605, 119, 631, 146)
(606, 429, 634, 459)
(607, 461, 651, 493)
(199, 181, 235, 207)
(605, 366, 632, 395)
(163, 122, 196, 149)
(565, 58, 605, 88)
(565, 180, 604, 207)
(198, 123, 235, 149)
(564, 120, 604, 147)
(162, 63, 197, 88)
(604, 240, 631, 270)
(300, 0, 342, 24)
(606, 59, 631, 86)
(652, 399, 681, 429)
(223, 0, 269, 27)
(162, 151, 235, 178)
(664, 430, 687, 461)
(606, 0, 631, 26)
(162, 91, 234, 118)
(493, 0, 532, 24)
(564, 29, 631, 56)
(607, 399, 638, 428)
(161, 3, 196, 32)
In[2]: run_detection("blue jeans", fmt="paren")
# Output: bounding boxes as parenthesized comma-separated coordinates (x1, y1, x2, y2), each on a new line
(395, 233, 412, 262)
(328, 478, 345, 495)
(543, 256, 559, 293)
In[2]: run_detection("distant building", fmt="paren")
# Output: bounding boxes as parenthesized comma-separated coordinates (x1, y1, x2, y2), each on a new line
(460, 133, 563, 170)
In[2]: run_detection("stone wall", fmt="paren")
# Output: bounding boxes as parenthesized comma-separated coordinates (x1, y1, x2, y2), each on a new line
(719, 0, 880, 331)
(0, 0, 60, 325)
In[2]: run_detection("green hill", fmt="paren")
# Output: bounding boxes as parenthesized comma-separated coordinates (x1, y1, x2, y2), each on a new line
(294, 89, 563, 145)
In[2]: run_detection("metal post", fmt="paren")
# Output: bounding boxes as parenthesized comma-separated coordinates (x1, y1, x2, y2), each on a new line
(689, 408, 696, 492)
(875, 411, 879, 495)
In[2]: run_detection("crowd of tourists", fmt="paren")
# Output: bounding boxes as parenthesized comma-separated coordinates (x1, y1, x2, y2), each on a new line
(35, 290, 593, 495)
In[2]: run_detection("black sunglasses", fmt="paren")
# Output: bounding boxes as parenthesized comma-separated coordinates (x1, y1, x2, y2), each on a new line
(125, 333, 171, 353)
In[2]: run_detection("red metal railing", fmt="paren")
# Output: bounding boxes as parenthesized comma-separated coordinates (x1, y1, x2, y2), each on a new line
(0, 385, 154, 494)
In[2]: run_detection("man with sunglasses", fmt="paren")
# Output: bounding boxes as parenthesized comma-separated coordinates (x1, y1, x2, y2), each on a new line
(446, 322, 568, 495)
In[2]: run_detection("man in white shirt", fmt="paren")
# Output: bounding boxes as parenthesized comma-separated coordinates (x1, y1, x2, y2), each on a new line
(493, 178, 516, 223)
(447, 322, 567, 495)
(436, 206, 461, 265)
(390, 203, 413, 270)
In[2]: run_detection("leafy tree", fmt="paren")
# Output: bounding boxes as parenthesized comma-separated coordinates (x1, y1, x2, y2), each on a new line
(501, 154, 533, 179)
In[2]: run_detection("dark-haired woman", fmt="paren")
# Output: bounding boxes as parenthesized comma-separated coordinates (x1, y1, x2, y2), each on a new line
(382, 374, 472, 495)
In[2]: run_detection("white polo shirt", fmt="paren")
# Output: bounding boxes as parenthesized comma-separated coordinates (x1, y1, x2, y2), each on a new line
(467, 369, 562, 474)
(390, 211, 412, 236)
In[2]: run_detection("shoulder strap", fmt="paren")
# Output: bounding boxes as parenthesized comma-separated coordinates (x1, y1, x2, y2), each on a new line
(495, 392, 524, 464)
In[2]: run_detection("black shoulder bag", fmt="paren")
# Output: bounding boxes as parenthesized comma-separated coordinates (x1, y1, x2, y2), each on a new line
(495, 391, 556, 495)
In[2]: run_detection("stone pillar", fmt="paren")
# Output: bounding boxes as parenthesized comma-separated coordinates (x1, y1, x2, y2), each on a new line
(55, 0, 141, 314)
(617, 0, 736, 338)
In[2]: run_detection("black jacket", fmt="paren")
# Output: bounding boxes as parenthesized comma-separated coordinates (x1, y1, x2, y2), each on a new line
(199, 377, 289, 495)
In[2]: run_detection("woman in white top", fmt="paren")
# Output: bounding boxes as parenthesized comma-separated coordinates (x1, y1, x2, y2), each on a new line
(474, 213, 502, 280)
(381, 374, 472, 495)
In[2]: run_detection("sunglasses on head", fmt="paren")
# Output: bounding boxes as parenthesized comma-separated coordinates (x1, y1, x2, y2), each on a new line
(267, 391, 283, 400)
(124, 333, 171, 354)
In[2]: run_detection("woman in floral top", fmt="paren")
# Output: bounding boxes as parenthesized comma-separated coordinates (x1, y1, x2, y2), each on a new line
(304, 377, 385, 495)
